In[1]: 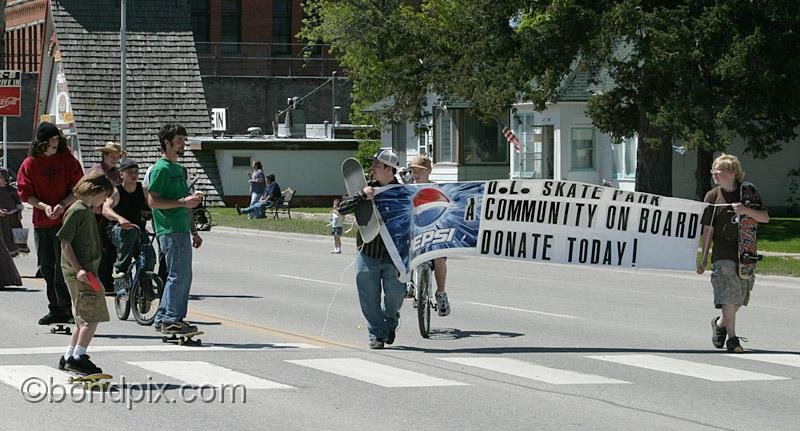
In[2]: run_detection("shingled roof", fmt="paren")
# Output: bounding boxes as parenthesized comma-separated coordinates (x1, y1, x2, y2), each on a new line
(48, 0, 223, 204)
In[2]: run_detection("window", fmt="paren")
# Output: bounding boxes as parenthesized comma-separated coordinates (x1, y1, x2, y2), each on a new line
(221, 0, 241, 54)
(232, 155, 251, 168)
(190, 0, 211, 53)
(272, 0, 292, 56)
(612, 135, 637, 178)
(461, 112, 507, 164)
(435, 108, 455, 163)
(571, 127, 595, 169)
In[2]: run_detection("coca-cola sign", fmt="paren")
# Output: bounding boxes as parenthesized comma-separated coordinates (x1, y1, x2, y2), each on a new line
(0, 70, 22, 117)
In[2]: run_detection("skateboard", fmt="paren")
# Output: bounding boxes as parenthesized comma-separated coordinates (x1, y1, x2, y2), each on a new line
(161, 330, 204, 346)
(48, 323, 72, 335)
(65, 371, 113, 390)
(341, 158, 380, 242)
(736, 182, 763, 279)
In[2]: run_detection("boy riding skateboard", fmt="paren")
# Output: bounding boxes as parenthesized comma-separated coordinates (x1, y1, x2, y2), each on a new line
(697, 154, 769, 353)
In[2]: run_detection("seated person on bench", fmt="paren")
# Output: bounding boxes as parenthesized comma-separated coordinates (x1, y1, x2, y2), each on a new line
(235, 174, 281, 218)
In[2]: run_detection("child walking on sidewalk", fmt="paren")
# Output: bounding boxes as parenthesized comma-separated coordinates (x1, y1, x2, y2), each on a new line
(330, 198, 343, 254)
(57, 172, 114, 374)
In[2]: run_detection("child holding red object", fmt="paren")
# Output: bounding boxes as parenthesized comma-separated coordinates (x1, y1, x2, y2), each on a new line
(56, 172, 114, 374)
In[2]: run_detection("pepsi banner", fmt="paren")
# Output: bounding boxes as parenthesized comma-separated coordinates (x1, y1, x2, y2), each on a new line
(374, 179, 707, 281)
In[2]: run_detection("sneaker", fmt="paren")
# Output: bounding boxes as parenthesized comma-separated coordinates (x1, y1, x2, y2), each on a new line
(368, 340, 385, 349)
(726, 336, 747, 353)
(154, 322, 163, 332)
(330, 249, 338, 254)
(711, 317, 727, 349)
(162, 321, 199, 334)
(335, 248, 341, 254)
(235, 205, 242, 216)
(38, 313, 70, 325)
(435, 292, 450, 317)
(386, 330, 396, 345)
(58, 355, 67, 370)
(112, 270, 127, 279)
(66, 354, 102, 375)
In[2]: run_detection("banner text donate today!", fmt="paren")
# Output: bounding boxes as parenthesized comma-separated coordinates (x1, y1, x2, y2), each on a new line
(478, 180, 706, 271)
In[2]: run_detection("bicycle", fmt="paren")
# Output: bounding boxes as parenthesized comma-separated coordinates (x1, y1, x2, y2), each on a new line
(191, 192, 212, 231)
(114, 230, 164, 325)
(408, 261, 435, 338)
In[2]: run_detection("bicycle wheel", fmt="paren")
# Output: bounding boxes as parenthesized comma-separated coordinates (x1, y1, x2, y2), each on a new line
(415, 264, 432, 338)
(114, 276, 131, 320)
(132, 272, 163, 326)
(193, 208, 212, 231)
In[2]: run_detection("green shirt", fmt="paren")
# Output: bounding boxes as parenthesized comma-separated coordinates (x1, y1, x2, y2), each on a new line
(148, 157, 190, 236)
(57, 201, 102, 279)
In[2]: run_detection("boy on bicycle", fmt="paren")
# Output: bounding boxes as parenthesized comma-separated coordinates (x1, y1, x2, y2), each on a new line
(408, 155, 451, 316)
(102, 158, 156, 298)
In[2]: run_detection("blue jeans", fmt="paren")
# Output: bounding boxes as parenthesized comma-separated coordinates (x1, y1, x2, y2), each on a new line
(109, 225, 156, 296)
(154, 233, 192, 326)
(241, 200, 274, 218)
(355, 253, 406, 341)
(248, 192, 261, 219)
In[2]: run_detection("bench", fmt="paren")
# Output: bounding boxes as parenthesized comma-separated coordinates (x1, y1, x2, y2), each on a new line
(272, 187, 295, 219)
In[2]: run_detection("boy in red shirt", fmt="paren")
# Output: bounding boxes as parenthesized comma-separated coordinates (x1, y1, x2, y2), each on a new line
(16, 122, 84, 325)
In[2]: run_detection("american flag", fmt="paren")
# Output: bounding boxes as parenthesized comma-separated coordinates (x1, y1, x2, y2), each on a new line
(502, 127, 521, 154)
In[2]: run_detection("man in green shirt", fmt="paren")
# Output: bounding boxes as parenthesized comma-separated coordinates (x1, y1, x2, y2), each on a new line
(147, 123, 203, 334)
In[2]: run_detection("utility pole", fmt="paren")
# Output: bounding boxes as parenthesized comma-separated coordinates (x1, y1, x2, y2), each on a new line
(119, 0, 127, 150)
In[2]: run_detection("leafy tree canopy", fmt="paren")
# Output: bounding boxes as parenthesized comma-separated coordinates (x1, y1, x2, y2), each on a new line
(305, 0, 800, 192)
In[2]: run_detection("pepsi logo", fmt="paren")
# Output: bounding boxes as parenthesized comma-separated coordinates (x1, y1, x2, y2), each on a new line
(412, 188, 450, 226)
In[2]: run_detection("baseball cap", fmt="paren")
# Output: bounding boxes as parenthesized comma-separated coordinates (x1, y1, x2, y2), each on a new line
(409, 155, 432, 170)
(118, 158, 139, 171)
(369, 149, 400, 170)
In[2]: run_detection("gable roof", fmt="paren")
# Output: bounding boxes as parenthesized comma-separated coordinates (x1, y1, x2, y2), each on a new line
(46, 0, 222, 203)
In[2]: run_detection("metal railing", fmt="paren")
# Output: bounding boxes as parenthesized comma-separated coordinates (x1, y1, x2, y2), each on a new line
(195, 42, 341, 78)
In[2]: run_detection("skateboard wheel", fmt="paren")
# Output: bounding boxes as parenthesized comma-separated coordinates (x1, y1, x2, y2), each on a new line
(65, 329, 71, 335)
(50, 328, 56, 334)
(161, 336, 168, 342)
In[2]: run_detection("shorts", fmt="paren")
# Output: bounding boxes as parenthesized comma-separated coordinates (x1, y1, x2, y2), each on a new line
(711, 259, 754, 308)
(66, 277, 110, 325)
(331, 226, 343, 236)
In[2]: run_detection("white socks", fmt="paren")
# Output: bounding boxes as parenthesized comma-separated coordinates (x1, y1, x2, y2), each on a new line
(73, 345, 87, 359)
(64, 346, 74, 360)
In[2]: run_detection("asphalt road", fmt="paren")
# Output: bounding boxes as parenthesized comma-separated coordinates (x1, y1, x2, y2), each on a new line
(1, 225, 799, 430)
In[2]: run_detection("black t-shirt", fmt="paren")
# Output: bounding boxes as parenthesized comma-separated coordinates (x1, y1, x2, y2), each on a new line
(112, 182, 148, 229)
(701, 184, 765, 262)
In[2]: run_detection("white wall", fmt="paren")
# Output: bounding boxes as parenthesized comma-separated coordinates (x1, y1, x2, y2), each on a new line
(216, 149, 356, 197)
(673, 138, 799, 209)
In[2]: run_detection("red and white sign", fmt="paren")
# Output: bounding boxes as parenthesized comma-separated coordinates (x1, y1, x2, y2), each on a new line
(0, 70, 22, 117)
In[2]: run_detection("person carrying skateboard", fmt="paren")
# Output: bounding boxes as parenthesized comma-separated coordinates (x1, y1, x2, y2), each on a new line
(16, 122, 84, 326)
(147, 123, 203, 334)
(697, 153, 769, 353)
(337, 150, 405, 349)
(101, 158, 156, 297)
(56, 172, 114, 374)
(408, 155, 451, 316)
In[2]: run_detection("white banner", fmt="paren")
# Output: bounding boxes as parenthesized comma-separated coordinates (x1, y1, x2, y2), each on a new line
(476, 180, 705, 270)
(374, 179, 707, 280)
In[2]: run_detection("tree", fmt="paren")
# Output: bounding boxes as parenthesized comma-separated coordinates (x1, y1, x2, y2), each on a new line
(305, 1, 800, 195)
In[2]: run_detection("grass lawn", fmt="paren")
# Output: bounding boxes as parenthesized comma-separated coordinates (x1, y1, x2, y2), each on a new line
(758, 218, 800, 253)
(208, 207, 356, 237)
(209, 207, 799, 277)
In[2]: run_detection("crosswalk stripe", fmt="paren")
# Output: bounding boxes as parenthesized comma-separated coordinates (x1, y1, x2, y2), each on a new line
(0, 343, 321, 356)
(727, 354, 800, 368)
(588, 354, 788, 381)
(286, 358, 468, 388)
(439, 357, 630, 385)
(128, 361, 293, 389)
(0, 365, 66, 390)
